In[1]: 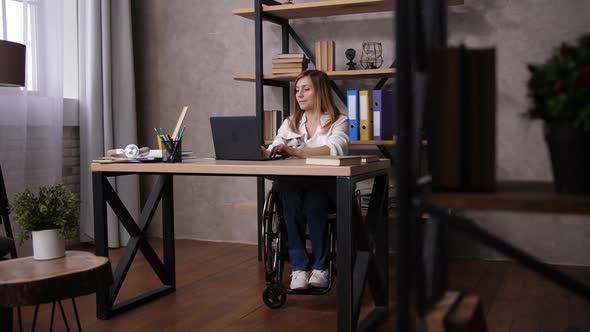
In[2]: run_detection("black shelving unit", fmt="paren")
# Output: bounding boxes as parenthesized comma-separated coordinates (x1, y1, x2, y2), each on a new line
(249, 0, 395, 260)
(393, 1, 590, 331)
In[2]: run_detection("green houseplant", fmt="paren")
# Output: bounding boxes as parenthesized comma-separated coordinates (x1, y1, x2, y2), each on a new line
(527, 33, 590, 193)
(9, 182, 79, 259)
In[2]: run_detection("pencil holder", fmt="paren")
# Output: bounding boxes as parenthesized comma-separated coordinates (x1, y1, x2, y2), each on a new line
(166, 140, 182, 163)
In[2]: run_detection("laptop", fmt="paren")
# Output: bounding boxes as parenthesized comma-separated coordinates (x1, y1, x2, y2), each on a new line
(210, 116, 285, 161)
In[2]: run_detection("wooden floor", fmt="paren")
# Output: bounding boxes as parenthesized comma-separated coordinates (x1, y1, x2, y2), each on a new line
(10, 239, 590, 332)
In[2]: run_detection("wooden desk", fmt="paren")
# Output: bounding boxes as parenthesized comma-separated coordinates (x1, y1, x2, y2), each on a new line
(0, 251, 112, 330)
(92, 158, 390, 332)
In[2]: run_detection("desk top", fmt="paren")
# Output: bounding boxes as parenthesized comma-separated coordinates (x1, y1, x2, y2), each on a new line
(0, 251, 112, 306)
(91, 158, 390, 177)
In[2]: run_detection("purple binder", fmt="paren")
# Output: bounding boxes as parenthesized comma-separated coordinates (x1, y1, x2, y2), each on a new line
(372, 89, 396, 140)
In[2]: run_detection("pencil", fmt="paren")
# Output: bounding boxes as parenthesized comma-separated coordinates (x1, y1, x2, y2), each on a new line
(154, 128, 164, 150)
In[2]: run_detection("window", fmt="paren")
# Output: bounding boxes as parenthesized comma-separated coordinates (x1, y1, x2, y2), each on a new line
(63, 0, 77, 99)
(1, 0, 36, 89)
(1, 0, 78, 99)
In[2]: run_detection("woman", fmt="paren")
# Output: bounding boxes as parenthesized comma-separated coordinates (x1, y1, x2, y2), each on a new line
(265, 69, 349, 290)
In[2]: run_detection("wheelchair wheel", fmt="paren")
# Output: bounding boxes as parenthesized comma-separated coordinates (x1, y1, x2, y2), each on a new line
(261, 190, 284, 284)
(262, 284, 287, 309)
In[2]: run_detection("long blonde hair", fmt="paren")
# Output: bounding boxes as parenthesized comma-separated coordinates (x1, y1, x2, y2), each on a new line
(289, 70, 341, 133)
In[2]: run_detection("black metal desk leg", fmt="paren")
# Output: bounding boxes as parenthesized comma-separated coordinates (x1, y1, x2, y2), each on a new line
(0, 306, 12, 332)
(93, 174, 175, 318)
(336, 177, 354, 332)
(92, 172, 109, 319)
(161, 175, 176, 287)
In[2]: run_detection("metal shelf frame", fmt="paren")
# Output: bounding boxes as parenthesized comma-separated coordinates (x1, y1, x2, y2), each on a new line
(252, 0, 395, 261)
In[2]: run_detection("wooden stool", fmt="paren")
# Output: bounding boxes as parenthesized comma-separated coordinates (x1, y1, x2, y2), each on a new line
(0, 251, 112, 331)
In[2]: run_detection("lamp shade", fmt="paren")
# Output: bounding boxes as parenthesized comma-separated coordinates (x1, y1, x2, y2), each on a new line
(0, 40, 26, 87)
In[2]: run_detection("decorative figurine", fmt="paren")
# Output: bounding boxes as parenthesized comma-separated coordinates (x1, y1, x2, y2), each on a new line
(360, 42, 384, 69)
(345, 48, 357, 70)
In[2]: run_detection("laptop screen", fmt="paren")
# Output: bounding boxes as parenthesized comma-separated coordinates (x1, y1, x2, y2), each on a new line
(210, 116, 266, 160)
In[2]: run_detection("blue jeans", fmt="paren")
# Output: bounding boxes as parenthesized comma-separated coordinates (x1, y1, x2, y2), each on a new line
(279, 189, 335, 272)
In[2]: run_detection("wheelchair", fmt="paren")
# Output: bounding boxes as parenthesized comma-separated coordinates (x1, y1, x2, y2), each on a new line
(260, 186, 338, 309)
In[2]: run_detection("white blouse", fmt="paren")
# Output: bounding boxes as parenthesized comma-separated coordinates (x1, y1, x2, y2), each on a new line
(267, 112, 349, 156)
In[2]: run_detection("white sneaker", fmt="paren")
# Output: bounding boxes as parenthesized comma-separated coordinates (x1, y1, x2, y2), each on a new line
(309, 269, 329, 288)
(290, 270, 310, 290)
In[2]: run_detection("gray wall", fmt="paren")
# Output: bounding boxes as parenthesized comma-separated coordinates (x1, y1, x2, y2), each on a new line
(131, 0, 590, 265)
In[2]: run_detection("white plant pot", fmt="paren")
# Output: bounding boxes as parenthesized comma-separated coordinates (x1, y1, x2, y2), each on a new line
(32, 229, 65, 260)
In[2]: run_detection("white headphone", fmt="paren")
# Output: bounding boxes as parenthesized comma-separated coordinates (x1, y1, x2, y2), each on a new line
(124, 144, 141, 158)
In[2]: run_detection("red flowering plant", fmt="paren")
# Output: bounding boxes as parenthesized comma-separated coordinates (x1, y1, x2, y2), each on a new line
(527, 34, 590, 131)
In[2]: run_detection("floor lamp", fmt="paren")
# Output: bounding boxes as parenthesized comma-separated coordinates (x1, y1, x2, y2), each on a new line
(0, 40, 26, 258)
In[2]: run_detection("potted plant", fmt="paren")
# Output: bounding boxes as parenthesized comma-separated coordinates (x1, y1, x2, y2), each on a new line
(527, 33, 590, 194)
(9, 182, 79, 260)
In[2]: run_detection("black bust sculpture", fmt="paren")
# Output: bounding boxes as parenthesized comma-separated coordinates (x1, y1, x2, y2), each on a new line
(345, 48, 357, 70)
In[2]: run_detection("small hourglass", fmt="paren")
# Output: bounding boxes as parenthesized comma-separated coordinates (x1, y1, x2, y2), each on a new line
(360, 42, 384, 69)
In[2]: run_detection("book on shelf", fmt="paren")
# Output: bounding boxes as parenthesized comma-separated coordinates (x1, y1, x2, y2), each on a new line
(322, 40, 329, 71)
(271, 57, 309, 64)
(305, 155, 362, 166)
(272, 68, 306, 74)
(264, 110, 282, 142)
(315, 40, 322, 71)
(430, 46, 496, 192)
(277, 53, 305, 59)
(314, 40, 334, 71)
(360, 155, 379, 163)
(327, 40, 335, 71)
(272, 62, 308, 69)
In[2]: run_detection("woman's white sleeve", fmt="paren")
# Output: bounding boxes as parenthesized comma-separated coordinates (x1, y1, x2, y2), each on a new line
(266, 118, 289, 151)
(326, 116, 350, 156)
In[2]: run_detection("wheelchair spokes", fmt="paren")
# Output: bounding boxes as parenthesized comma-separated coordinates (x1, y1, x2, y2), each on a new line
(262, 190, 284, 284)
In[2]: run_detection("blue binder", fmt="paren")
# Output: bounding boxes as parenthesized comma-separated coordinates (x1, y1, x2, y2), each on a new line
(372, 89, 396, 140)
(347, 90, 359, 140)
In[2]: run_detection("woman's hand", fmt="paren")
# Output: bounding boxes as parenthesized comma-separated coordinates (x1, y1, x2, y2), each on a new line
(260, 146, 271, 158)
(268, 144, 299, 158)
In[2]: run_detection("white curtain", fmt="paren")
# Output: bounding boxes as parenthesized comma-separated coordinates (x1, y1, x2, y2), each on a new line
(78, 0, 139, 247)
(0, 1, 64, 255)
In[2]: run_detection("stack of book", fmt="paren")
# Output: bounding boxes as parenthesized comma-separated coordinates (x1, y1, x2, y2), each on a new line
(271, 54, 309, 75)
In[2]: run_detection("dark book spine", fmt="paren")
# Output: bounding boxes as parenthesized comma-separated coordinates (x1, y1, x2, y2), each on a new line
(430, 46, 496, 192)
(467, 48, 496, 192)
(430, 47, 463, 191)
